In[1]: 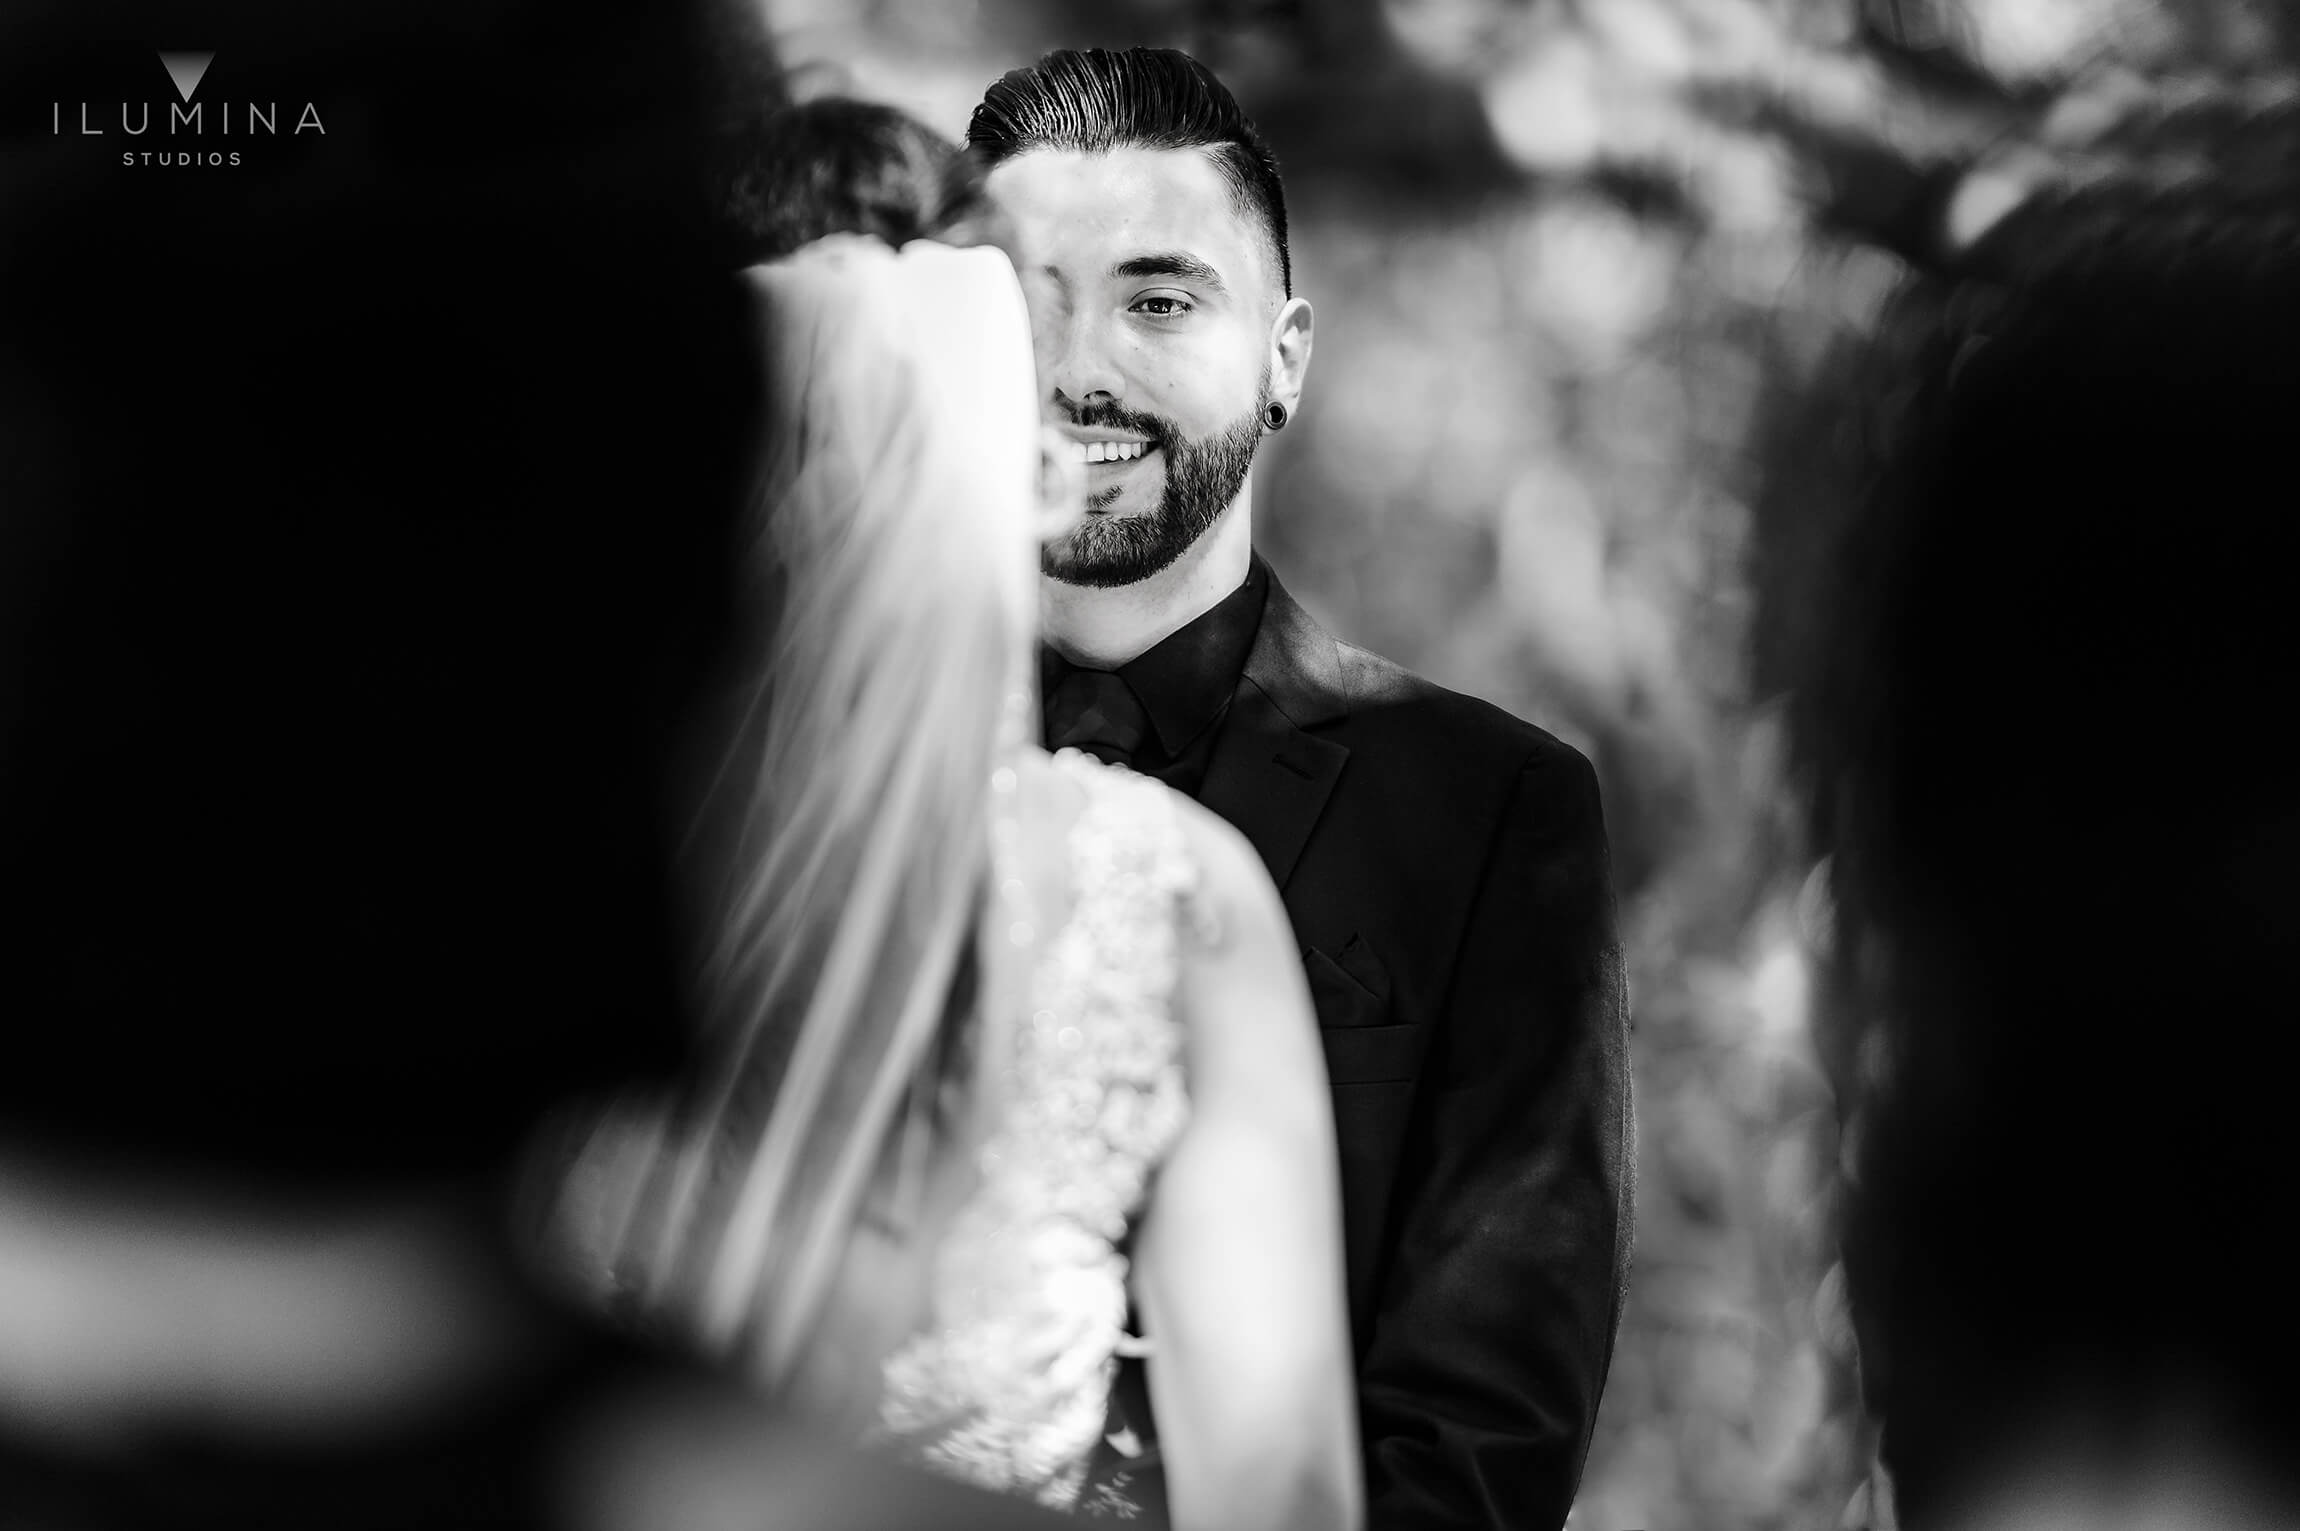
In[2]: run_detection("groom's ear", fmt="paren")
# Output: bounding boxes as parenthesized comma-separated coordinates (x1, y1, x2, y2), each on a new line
(1268, 298, 1314, 418)
(1033, 424, 1087, 542)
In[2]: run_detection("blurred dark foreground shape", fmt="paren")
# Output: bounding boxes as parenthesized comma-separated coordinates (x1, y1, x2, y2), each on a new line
(0, 3, 1060, 1527)
(1789, 157, 2300, 1531)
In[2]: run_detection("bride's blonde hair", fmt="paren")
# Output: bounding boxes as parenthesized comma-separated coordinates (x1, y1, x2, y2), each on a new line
(629, 236, 1040, 1387)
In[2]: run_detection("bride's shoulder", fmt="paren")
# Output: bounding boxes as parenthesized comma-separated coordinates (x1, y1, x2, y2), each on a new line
(1162, 790, 1323, 1113)
(1160, 790, 1291, 964)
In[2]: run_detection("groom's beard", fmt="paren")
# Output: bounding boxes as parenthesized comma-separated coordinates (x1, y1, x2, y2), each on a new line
(1041, 390, 1268, 590)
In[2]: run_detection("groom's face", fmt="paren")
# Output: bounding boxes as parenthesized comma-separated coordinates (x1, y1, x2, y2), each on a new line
(986, 145, 1280, 587)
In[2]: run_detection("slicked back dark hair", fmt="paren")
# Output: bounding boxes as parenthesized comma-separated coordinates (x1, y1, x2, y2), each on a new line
(967, 47, 1292, 299)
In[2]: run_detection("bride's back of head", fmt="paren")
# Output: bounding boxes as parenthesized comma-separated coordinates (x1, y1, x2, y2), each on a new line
(650, 237, 1044, 1387)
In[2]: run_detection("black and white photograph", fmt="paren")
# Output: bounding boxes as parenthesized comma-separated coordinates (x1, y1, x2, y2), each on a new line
(4, 1, 2297, 1527)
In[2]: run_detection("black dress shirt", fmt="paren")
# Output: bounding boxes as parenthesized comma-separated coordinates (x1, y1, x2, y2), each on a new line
(1038, 563, 1268, 799)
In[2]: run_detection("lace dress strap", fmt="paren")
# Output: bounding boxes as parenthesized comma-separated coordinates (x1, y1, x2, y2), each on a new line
(873, 752, 1196, 1513)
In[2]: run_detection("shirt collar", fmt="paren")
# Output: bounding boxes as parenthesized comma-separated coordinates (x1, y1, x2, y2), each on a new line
(1116, 563, 1268, 757)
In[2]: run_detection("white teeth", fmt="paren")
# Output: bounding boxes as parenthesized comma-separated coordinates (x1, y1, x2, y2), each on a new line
(1077, 441, 1148, 464)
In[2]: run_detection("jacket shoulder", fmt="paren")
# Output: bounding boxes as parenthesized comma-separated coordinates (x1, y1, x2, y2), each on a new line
(1331, 640, 1590, 785)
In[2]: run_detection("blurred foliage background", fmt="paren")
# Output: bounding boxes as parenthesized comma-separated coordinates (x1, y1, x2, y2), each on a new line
(741, 1, 2297, 1524)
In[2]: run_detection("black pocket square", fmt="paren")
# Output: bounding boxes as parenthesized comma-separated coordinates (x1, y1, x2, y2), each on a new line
(1305, 934, 1390, 1029)
(1334, 931, 1388, 999)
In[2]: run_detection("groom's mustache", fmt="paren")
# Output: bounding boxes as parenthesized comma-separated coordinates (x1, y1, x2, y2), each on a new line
(1062, 400, 1182, 455)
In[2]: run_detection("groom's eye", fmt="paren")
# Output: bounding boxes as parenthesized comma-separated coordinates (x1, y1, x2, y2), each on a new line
(1129, 294, 1193, 319)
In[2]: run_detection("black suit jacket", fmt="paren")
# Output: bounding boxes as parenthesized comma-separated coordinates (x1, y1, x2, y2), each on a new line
(1191, 558, 1634, 1530)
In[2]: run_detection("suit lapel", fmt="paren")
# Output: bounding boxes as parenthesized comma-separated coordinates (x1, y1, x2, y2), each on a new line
(1199, 558, 1350, 891)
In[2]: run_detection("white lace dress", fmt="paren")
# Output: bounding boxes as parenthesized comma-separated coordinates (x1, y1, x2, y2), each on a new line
(871, 749, 1197, 1515)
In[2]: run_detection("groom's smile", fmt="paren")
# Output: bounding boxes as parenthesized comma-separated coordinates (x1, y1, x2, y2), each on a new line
(1084, 447, 1158, 512)
(1062, 425, 1157, 489)
(1057, 421, 1165, 513)
(1071, 439, 1151, 465)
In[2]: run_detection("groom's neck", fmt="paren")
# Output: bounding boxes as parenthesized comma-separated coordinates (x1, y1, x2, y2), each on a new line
(1041, 498, 1253, 669)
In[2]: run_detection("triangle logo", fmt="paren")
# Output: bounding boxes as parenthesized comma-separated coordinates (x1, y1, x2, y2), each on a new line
(159, 51, 215, 103)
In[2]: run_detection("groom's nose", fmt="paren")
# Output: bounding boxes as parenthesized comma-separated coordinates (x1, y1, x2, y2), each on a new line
(1036, 307, 1125, 412)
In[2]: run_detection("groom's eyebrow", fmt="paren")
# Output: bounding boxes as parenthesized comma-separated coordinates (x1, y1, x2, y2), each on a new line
(1111, 252, 1227, 294)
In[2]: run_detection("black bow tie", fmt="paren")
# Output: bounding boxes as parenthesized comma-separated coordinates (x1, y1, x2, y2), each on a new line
(1041, 656, 1150, 769)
